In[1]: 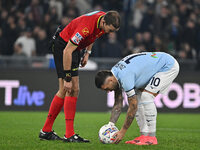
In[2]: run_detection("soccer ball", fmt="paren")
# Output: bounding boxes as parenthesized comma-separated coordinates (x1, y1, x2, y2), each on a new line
(98, 124, 119, 144)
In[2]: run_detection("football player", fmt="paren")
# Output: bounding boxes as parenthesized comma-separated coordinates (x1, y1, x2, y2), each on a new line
(95, 52, 179, 145)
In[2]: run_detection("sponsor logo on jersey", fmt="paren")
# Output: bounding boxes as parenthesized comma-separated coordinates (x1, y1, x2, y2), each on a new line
(71, 32, 83, 44)
(82, 27, 89, 35)
(151, 52, 158, 58)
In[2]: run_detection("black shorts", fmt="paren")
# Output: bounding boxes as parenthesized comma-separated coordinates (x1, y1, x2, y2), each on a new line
(52, 36, 81, 78)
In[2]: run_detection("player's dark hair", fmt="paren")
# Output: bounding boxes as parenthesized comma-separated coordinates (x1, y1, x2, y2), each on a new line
(95, 70, 113, 88)
(104, 11, 120, 29)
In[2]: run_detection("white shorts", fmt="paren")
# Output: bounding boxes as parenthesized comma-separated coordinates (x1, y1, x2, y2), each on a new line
(145, 59, 179, 94)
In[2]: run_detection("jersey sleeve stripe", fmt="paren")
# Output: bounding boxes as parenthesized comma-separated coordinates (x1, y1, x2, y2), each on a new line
(97, 15, 104, 28)
(70, 39, 78, 46)
(126, 88, 135, 98)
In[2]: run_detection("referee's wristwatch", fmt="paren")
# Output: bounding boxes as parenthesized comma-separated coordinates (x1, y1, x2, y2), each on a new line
(85, 50, 91, 55)
(64, 70, 72, 82)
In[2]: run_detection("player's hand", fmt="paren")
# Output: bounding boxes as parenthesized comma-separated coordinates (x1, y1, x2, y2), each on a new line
(64, 80, 72, 94)
(113, 129, 126, 144)
(80, 53, 89, 67)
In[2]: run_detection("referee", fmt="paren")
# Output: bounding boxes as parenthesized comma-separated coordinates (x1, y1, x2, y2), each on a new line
(39, 10, 120, 142)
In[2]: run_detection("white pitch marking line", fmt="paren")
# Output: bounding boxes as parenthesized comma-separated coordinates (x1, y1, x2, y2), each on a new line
(157, 128, 200, 132)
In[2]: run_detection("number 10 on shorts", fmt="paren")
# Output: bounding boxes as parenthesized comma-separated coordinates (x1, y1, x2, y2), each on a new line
(150, 77, 160, 87)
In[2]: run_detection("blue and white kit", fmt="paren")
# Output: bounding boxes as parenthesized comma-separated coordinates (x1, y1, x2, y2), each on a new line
(111, 52, 180, 98)
(111, 52, 179, 135)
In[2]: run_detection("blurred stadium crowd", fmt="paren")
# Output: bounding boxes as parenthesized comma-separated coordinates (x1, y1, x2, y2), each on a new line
(0, 0, 200, 60)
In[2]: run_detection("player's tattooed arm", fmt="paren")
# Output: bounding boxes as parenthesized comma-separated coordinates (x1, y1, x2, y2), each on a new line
(113, 95, 138, 144)
(109, 88, 123, 124)
(122, 95, 138, 130)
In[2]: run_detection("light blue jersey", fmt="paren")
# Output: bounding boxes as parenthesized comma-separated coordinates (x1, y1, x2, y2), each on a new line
(111, 52, 175, 96)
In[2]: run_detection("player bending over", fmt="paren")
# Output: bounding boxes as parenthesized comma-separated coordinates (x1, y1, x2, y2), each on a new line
(95, 52, 179, 145)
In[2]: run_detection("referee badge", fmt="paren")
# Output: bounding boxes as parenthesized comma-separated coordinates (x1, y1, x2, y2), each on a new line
(82, 27, 89, 35)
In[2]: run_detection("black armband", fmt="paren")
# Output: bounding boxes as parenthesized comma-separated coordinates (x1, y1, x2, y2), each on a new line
(64, 70, 72, 82)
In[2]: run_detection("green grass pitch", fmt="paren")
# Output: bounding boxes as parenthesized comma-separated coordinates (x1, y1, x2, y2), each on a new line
(0, 112, 200, 150)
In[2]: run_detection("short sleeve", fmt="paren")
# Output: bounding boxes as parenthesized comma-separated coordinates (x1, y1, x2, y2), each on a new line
(120, 74, 136, 98)
(70, 27, 90, 46)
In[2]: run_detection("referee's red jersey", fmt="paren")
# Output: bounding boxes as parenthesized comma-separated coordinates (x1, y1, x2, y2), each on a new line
(59, 11, 106, 50)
